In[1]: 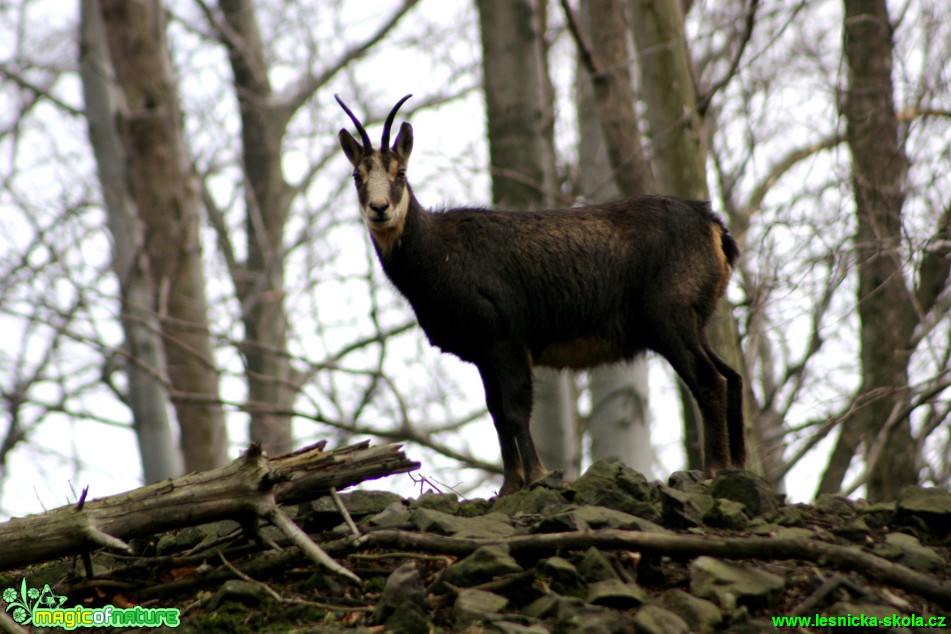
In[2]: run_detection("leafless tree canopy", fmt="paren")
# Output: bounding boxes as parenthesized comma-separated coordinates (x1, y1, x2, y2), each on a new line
(1, 0, 949, 513)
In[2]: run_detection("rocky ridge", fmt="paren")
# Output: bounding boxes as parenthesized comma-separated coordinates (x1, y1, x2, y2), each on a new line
(3, 460, 949, 633)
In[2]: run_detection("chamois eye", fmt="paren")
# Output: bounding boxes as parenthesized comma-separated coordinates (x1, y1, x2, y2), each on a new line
(352, 170, 361, 185)
(396, 168, 407, 180)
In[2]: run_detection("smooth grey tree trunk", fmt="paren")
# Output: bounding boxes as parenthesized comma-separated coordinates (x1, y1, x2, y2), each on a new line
(96, 0, 229, 471)
(79, 0, 182, 483)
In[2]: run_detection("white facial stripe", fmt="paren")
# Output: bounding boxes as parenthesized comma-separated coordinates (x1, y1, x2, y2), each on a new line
(366, 168, 391, 205)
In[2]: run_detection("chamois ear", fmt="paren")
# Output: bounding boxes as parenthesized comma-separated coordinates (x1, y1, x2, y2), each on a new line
(392, 122, 413, 163)
(338, 129, 364, 167)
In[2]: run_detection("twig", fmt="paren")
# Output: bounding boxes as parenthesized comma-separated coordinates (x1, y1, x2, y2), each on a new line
(217, 552, 371, 613)
(330, 486, 361, 537)
(558, 0, 600, 77)
(262, 504, 361, 585)
(218, 551, 283, 602)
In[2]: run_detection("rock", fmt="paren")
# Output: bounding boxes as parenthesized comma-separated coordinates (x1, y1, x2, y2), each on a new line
(156, 526, 206, 555)
(492, 486, 571, 516)
(533, 509, 592, 533)
(572, 460, 624, 496)
(459, 497, 493, 516)
(413, 491, 460, 514)
(615, 465, 655, 501)
(384, 604, 430, 634)
(372, 562, 428, 624)
(814, 493, 856, 515)
(703, 498, 748, 529)
(413, 508, 515, 538)
(540, 557, 584, 597)
(776, 526, 819, 540)
(660, 485, 714, 527)
(443, 544, 524, 588)
(709, 470, 779, 518)
(774, 504, 810, 526)
(832, 516, 872, 542)
(454, 588, 508, 625)
(214, 519, 242, 537)
(489, 622, 551, 634)
(667, 470, 704, 490)
(586, 578, 646, 608)
(572, 461, 661, 520)
(658, 589, 722, 633)
(573, 505, 669, 533)
(873, 532, 943, 571)
(367, 501, 412, 527)
(689, 556, 785, 610)
(523, 594, 560, 619)
(555, 604, 633, 634)
(633, 604, 689, 634)
(896, 486, 951, 536)
(577, 547, 619, 583)
(206, 580, 270, 609)
(530, 470, 568, 490)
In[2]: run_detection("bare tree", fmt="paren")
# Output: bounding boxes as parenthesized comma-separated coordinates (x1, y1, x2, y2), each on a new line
(79, 0, 184, 481)
(199, 0, 420, 455)
(817, 0, 951, 501)
(86, 0, 230, 473)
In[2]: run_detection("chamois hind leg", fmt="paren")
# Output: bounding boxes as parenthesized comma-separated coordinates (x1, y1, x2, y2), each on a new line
(709, 351, 746, 468)
(477, 341, 546, 495)
(656, 326, 731, 477)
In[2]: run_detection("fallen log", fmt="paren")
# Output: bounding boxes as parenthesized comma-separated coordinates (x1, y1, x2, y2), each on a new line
(0, 440, 419, 574)
(332, 528, 951, 608)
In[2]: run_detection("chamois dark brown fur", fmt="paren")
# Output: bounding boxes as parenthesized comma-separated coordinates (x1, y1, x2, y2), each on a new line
(337, 94, 745, 495)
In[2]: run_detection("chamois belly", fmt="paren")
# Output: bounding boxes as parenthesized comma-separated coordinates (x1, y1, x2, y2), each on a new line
(533, 337, 628, 370)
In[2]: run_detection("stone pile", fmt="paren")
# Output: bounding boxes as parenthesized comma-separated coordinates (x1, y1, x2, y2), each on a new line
(309, 461, 950, 633)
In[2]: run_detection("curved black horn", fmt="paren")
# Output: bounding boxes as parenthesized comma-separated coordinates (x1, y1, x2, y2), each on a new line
(381, 94, 413, 151)
(335, 94, 372, 150)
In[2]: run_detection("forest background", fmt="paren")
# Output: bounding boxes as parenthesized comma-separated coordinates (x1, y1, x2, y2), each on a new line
(0, 0, 949, 518)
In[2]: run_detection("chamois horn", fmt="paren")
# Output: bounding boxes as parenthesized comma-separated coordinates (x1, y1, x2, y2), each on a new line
(381, 94, 413, 151)
(334, 94, 372, 150)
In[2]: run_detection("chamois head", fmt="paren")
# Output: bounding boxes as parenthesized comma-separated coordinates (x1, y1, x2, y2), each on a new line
(336, 94, 414, 240)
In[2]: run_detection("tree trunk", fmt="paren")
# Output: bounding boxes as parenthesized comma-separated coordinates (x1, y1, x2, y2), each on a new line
(819, 0, 917, 501)
(576, 0, 653, 475)
(218, 0, 295, 455)
(79, 0, 182, 482)
(628, 0, 763, 475)
(476, 0, 577, 476)
(96, 0, 229, 471)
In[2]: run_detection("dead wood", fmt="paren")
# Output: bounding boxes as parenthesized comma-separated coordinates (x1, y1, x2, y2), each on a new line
(0, 441, 419, 574)
(333, 528, 951, 608)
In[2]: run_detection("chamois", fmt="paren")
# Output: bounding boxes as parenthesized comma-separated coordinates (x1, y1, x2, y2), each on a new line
(336, 94, 745, 495)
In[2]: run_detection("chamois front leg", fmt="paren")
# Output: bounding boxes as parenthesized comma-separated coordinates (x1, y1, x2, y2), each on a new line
(477, 342, 547, 495)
